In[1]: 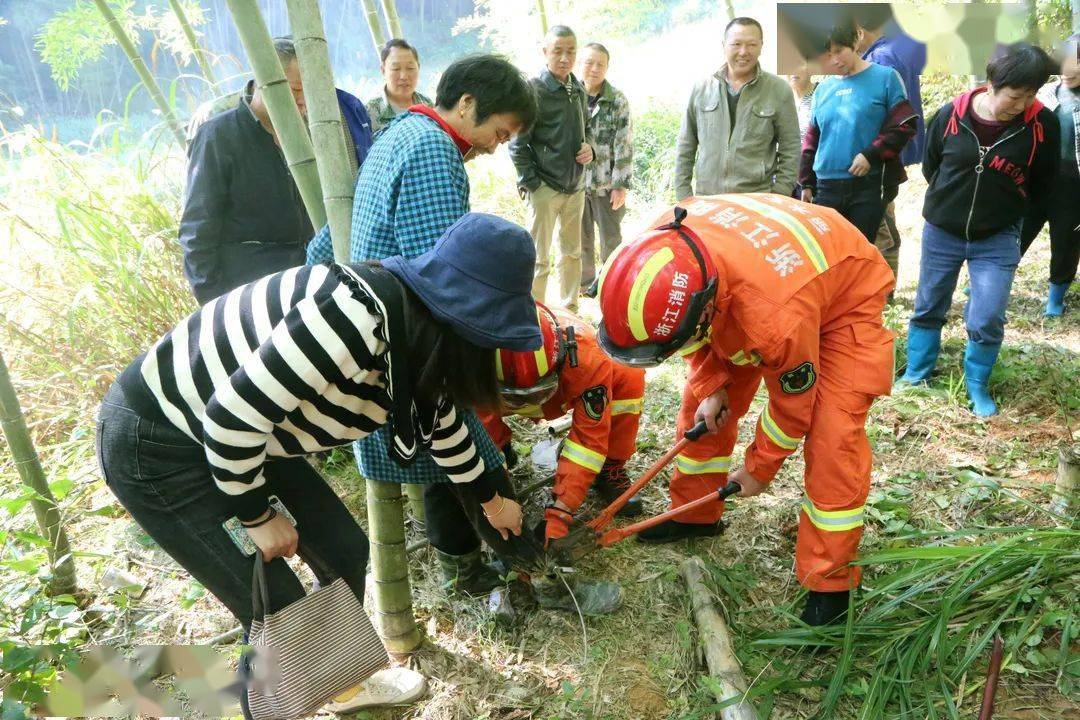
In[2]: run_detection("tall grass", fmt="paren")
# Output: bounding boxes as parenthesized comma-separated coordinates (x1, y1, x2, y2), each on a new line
(710, 486, 1079, 719)
(0, 127, 191, 445)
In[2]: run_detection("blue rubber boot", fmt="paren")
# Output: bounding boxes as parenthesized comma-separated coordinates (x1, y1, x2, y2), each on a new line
(964, 341, 1001, 418)
(1045, 282, 1069, 317)
(899, 325, 941, 385)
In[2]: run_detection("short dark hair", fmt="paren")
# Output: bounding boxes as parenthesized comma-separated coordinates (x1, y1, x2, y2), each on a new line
(435, 54, 537, 130)
(853, 3, 893, 32)
(381, 38, 419, 64)
(272, 36, 297, 67)
(547, 24, 576, 40)
(823, 16, 859, 51)
(584, 42, 609, 59)
(986, 42, 1053, 92)
(725, 17, 763, 40)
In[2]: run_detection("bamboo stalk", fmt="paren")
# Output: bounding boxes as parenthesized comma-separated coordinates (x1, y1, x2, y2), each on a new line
(366, 479, 421, 653)
(359, 0, 387, 61)
(680, 557, 757, 720)
(1053, 443, 1078, 517)
(166, 0, 218, 91)
(403, 484, 426, 526)
(0, 350, 77, 596)
(223, 0, 326, 230)
(535, 0, 549, 35)
(285, 0, 354, 260)
(379, 0, 404, 39)
(91, 0, 186, 146)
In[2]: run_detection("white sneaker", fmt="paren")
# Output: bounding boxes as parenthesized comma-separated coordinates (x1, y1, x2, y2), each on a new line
(323, 667, 427, 713)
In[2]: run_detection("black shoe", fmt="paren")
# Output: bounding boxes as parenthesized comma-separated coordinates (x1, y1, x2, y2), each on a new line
(635, 518, 724, 544)
(595, 462, 643, 517)
(800, 590, 850, 626)
(582, 278, 599, 298)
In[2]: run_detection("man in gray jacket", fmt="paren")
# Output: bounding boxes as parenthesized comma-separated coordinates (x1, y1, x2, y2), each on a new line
(674, 17, 800, 201)
(510, 25, 593, 311)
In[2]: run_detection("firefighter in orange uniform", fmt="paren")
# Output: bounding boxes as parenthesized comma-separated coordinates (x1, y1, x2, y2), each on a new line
(480, 303, 647, 545)
(597, 194, 894, 625)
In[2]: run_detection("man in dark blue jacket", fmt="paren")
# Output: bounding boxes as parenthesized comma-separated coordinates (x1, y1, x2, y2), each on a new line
(855, 5, 927, 296)
(180, 37, 373, 304)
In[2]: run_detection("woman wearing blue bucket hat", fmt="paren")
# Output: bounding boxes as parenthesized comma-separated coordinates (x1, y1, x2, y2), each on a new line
(95, 213, 540, 703)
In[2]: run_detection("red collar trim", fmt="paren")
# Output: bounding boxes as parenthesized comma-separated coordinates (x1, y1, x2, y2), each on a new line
(408, 104, 472, 156)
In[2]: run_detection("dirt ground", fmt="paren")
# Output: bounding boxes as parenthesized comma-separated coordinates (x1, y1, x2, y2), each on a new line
(61, 170, 1078, 720)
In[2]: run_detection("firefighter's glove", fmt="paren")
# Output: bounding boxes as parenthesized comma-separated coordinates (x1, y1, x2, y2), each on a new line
(543, 506, 574, 547)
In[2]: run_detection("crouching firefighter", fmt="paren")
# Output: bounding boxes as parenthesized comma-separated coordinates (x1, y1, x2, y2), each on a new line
(479, 302, 647, 546)
(597, 194, 895, 625)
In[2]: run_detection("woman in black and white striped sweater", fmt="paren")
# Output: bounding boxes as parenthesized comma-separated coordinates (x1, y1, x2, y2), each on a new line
(95, 213, 540, 629)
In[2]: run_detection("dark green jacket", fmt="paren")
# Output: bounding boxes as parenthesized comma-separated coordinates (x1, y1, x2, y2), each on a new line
(510, 70, 591, 194)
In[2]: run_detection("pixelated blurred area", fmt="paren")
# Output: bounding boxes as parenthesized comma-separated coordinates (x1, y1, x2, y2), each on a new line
(39, 645, 241, 717)
(777, 2, 1068, 75)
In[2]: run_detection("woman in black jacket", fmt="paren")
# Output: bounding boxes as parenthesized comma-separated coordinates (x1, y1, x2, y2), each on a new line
(900, 43, 1060, 417)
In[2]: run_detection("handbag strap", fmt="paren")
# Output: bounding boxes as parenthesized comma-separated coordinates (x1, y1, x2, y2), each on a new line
(252, 549, 271, 621)
(250, 542, 333, 621)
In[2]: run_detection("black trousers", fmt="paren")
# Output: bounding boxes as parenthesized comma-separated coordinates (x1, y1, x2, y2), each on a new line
(96, 383, 369, 629)
(423, 479, 541, 567)
(814, 175, 886, 244)
(1020, 173, 1080, 286)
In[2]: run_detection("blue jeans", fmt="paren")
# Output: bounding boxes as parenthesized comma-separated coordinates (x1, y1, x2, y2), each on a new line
(814, 175, 885, 244)
(911, 222, 1021, 345)
(96, 382, 369, 628)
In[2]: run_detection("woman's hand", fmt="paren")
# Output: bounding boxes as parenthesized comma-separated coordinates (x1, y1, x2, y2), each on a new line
(694, 388, 731, 434)
(729, 467, 767, 497)
(801, 187, 814, 203)
(482, 494, 523, 541)
(245, 512, 298, 560)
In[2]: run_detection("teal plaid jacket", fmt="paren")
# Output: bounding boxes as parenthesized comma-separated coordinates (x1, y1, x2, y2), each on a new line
(307, 111, 504, 483)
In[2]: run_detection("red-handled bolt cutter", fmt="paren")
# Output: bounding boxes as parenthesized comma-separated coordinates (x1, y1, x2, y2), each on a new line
(549, 420, 741, 558)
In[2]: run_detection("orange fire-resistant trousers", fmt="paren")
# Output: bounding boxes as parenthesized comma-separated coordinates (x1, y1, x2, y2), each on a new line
(670, 326, 881, 592)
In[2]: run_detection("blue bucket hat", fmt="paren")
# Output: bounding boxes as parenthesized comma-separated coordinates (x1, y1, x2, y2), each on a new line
(382, 213, 542, 351)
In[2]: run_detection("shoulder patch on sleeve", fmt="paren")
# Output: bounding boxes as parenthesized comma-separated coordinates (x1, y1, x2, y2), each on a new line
(580, 385, 609, 421)
(779, 362, 816, 395)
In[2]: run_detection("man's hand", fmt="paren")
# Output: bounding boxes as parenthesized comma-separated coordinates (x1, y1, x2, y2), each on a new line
(694, 388, 730, 434)
(576, 143, 594, 165)
(729, 467, 767, 497)
(543, 505, 573, 546)
(246, 512, 299, 560)
(848, 153, 871, 177)
(610, 188, 627, 211)
(801, 187, 814, 203)
(482, 494, 523, 541)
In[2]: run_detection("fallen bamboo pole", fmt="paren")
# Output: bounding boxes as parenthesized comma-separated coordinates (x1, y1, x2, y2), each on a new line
(680, 556, 757, 720)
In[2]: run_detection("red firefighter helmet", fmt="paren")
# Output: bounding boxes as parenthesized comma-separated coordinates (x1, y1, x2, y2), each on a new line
(496, 303, 564, 410)
(598, 207, 718, 367)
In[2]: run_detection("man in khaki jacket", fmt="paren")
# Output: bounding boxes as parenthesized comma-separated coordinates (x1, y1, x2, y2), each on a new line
(674, 17, 800, 201)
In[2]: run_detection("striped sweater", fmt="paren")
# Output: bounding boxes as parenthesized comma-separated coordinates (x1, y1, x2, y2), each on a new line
(118, 263, 487, 521)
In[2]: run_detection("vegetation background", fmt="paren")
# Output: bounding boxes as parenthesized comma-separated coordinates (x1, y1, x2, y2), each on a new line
(0, 1, 1078, 719)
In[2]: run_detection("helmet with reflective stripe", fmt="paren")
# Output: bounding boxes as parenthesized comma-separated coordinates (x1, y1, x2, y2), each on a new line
(496, 302, 563, 409)
(598, 207, 718, 367)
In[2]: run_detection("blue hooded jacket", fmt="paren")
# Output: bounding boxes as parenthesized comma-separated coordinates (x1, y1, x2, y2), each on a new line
(863, 21, 927, 167)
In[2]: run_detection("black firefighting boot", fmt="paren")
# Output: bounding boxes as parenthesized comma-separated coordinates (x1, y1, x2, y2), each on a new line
(800, 590, 851, 626)
(435, 548, 504, 596)
(635, 518, 724, 544)
(530, 572, 622, 616)
(594, 460, 642, 517)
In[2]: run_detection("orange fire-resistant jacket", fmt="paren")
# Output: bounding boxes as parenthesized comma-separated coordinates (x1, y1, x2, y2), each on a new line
(480, 308, 646, 511)
(674, 193, 896, 483)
